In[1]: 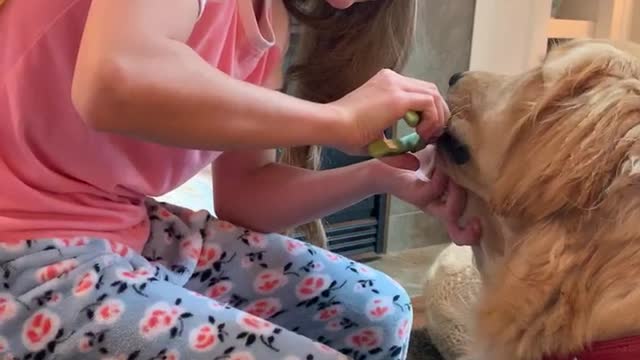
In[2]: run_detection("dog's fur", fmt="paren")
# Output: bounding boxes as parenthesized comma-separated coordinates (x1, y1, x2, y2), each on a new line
(436, 39, 640, 360)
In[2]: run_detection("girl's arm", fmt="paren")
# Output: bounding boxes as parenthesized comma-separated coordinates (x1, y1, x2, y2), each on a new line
(214, 149, 481, 243)
(72, 0, 449, 153)
(213, 149, 384, 233)
(73, 0, 337, 150)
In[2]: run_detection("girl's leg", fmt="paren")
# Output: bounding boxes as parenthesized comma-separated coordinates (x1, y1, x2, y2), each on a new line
(0, 239, 348, 360)
(144, 201, 413, 360)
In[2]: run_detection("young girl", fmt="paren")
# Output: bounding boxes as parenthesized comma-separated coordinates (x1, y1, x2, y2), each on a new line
(0, 0, 479, 359)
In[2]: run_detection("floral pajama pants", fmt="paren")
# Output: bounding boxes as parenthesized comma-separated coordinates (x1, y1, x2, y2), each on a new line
(0, 200, 413, 360)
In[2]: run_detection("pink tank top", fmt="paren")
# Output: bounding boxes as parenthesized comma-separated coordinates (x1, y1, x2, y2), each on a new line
(0, 0, 283, 251)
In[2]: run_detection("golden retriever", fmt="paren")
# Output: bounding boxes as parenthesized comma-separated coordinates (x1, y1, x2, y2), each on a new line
(432, 39, 640, 360)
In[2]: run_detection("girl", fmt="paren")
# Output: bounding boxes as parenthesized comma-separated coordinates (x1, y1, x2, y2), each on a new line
(0, 0, 480, 359)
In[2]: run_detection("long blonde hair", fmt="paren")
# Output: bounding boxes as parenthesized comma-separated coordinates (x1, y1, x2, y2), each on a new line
(280, 0, 418, 247)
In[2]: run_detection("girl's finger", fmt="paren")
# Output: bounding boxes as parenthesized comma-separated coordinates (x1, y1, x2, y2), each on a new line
(443, 181, 467, 220)
(412, 167, 448, 207)
(400, 77, 440, 95)
(405, 94, 443, 140)
(379, 153, 420, 171)
(446, 217, 482, 246)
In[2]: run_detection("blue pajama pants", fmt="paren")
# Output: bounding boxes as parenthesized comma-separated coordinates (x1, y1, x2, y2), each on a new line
(0, 200, 413, 360)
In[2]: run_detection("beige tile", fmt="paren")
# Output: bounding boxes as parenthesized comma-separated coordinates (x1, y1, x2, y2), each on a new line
(389, 196, 420, 216)
(386, 212, 450, 253)
(367, 244, 449, 297)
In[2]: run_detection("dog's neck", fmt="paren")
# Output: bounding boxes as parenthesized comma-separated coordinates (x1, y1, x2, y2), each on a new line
(471, 197, 640, 360)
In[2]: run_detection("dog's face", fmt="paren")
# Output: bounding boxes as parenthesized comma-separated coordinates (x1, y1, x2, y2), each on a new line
(441, 39, 640, 229)
(437, 39, 640, 358)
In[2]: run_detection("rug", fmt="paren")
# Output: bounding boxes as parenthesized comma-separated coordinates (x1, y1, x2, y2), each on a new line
(408, 328, 445, 360)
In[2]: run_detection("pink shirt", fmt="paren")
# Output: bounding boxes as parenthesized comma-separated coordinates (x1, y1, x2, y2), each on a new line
(0, 0, 283, 251)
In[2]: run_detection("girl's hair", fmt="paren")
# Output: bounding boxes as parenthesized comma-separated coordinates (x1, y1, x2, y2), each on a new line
(280, 0, 418, 247)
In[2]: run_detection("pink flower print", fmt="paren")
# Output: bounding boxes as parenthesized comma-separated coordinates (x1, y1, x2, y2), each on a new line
(180, 238, 202, 262)
(187, 290, 208, 301)
(284, 239, 306, 256)
(366, 297, 394, 321)
(325, 319, 342, 332)
(0, 242, 26, 252)
(353, 281, 367, 293)
(313, 305, 343, 322)
(246, 232, 267, 249)
(309, 262, 325, 272)
(207, 281, 233, 300)
(346, 327, 383, 351)
(322, 250, 341, 262)
(214, 220, 236, 232)
(228, 352, 255, 360)
(102, 355, 129, 360)
(0, 293, 18, 324)
(237, 313, 274, 335)
(254, 270, 288, 294)
(105, 239, 130, 257)
(209, 301, 226, 311)
(240, 256, 253, 269)
(55, 237, 90, 248)
(196, 243, 222, 270)
(159, 208, 173, 219)
(396, 318, 411, 341)
(0, 336, 8, 353)
(116, 267, 154, 285)
(22, 309, 61, 351)
(95, 299, 125, 325)
(47, 292, 61, 305)
(357, 264, 374, 275)
(164, 350, 180, 360)
(73, 271, 98, 297)
(296, 275, 331, 300)
(243, 298, 282, 319)
(315, 343, 337, 354)
(139, 303, 183, 339)
(36, 259, 78, 283)
(77, 336, 92, 353)
(189, 324, 218, 352)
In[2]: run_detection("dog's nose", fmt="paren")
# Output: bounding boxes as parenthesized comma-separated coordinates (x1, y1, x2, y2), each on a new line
(449, 72, 465, 87)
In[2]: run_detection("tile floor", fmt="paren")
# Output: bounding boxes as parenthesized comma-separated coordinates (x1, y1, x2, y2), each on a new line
(365, 244, 448, 297)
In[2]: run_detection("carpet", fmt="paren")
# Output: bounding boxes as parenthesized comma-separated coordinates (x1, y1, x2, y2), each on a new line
(407, 328, 445, 360)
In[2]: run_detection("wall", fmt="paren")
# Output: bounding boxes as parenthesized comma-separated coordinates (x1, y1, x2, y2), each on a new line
(555, 0, 598, 21)
(385, 0, 476, 252)
(469, 0, 551, 74)
(631, 1, 640, 42)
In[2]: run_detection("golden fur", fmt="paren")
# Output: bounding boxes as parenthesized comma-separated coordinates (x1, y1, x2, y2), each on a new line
(440, 39, 640, 360)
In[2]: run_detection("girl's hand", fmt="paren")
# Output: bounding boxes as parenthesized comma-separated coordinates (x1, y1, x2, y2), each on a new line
(371, 147, 481, 245)
(327, 69, 449, 155)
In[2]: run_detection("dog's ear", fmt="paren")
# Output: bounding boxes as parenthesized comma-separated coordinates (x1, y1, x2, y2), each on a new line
(543, 41, 640, 85)
(491, 59, 640, 220)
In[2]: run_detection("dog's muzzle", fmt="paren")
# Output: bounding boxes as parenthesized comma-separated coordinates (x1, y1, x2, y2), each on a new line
(437, 130, 471, 165)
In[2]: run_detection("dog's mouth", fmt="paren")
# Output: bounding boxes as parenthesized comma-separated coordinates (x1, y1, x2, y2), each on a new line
(436, 130, 471, 165)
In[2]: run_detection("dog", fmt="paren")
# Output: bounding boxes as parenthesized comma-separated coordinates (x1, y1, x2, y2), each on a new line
(427, 39, 640, 360)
